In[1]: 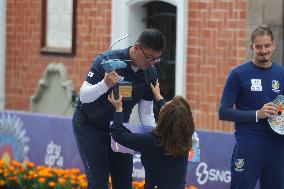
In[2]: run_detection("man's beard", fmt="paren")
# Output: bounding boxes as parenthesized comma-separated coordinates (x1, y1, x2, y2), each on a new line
(258, 54, 270, 63)
(259, 58, 270, 63)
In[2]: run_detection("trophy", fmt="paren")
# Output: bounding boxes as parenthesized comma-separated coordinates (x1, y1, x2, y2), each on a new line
(101, 34, 132, 101)
(101, 59, 132, 101)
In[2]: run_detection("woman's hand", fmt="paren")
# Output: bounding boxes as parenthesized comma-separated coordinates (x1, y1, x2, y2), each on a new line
(150, 80, 163, 101)
(108, 91, 123, 112)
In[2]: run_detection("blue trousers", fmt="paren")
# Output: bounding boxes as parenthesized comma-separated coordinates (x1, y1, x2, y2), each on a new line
(72, 110, 133, 189)
(230, 144, 284, 189)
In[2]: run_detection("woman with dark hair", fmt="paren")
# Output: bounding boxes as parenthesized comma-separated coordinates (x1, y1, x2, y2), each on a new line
(108, 81, 195, 189)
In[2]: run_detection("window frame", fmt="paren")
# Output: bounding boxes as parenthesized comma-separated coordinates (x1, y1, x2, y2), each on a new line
(41, 0, 77, 55)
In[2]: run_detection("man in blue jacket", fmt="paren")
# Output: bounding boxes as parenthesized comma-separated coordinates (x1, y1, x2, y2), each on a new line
(72, 29, 166, 189)
(219, 25, 284, 189)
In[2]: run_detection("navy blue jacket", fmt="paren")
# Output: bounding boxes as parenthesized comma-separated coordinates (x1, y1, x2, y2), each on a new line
(219, 61, 284, 147)
(76, 47, 158, 128)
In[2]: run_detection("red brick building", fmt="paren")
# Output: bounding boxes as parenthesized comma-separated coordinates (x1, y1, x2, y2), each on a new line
(2, 0, 283, 132)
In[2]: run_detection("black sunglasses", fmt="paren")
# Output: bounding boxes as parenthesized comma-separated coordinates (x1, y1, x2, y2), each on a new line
(140, 46, 163, 64)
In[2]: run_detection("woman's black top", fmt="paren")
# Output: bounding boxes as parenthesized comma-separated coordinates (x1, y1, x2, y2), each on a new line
(110, 99, 188, 189)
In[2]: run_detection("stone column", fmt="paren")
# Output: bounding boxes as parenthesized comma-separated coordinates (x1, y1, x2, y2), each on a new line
(0, 0, 6, 110)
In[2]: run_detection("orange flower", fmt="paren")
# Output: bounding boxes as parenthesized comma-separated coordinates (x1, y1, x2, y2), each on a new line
(36, 165, 45, 170)
(10, 176, 17, 181)
(70, 168, 81, 174)
(58, 177, 66, 185)
(0, 160, 91, 189)
(3, 170, 8, 177)
(24, 161, 35, 168)
(188, 185, 198, 189)
(11, 160, 22, 168)
(70, 179, 77, 185)
(48, 181, 56, 187)
(79, 179, 87, 187)
(38, 177, 46, 184)
(0, 160, 4, 165)
(0, 180, 5, 186)
(8, 166, 15, 172)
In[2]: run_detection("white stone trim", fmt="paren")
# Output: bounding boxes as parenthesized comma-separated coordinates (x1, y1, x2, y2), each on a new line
(111, 0, 188, 97)
(0, 0, 6, 110)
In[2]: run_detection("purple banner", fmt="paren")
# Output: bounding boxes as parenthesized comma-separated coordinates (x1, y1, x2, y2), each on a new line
(0, 111, 82, 169)
(0, 110, 239, 189)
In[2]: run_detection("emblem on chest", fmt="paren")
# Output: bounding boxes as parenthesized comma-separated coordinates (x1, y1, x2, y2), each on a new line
(272, 80, 280, 93)
(250, 79, 262, 91)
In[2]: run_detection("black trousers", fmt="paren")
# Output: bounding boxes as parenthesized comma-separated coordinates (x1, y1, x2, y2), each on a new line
(72, 110, 133, 189)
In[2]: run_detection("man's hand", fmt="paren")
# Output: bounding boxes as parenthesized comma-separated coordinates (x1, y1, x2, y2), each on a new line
(108, 91, 123, 112)
(257, 102, 277, 119)
(104, 71, 119, 88)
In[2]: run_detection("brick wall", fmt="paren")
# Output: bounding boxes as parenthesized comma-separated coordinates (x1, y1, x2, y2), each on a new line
(187, 0, 247, 132)
(5, 0, 111, 110)
(5, 0, 248, 132)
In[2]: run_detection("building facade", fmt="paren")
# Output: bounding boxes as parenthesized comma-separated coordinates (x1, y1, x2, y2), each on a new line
(2, 0, 283, 132)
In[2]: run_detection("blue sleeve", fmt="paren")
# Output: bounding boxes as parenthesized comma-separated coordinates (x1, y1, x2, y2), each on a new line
(110, 112, 152, 154)
(85, 54, 106, 85)
(219, 70, 256, 123)
(156, 98, 166, 109)
(142, 66, 157, 101)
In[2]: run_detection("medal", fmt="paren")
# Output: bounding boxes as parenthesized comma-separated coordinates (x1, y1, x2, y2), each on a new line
(268, 95, 284, 135)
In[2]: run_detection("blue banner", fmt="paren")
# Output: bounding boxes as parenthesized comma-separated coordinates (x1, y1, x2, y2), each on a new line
(0, 110, 236, 189)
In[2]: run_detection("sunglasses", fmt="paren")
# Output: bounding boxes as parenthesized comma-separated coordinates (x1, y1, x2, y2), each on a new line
(140, 45, 163, 64)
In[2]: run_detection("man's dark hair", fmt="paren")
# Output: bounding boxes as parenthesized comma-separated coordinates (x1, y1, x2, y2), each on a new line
(136, 28, 166, 51)
(251, 25, 274, 43)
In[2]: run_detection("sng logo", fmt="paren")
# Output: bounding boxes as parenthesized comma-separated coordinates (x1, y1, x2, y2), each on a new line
(196, 162, 231, 185)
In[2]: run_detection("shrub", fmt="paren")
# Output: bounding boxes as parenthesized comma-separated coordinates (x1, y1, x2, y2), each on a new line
(0, 160, 197, 189)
